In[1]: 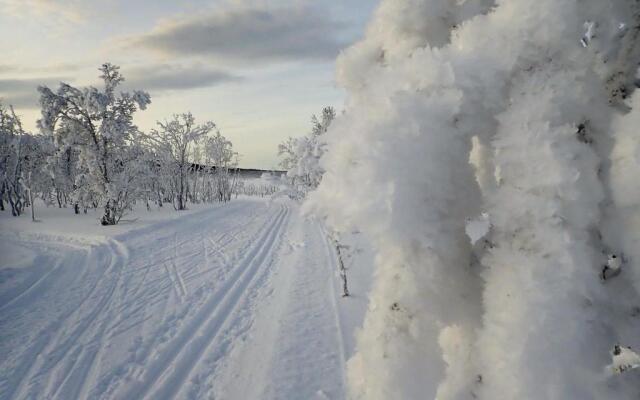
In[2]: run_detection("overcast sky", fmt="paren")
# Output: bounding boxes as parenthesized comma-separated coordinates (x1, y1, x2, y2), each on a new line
(0, 0, 378, 169)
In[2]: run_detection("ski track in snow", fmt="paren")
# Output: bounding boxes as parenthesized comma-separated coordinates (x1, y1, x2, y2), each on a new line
(0, 198, 350, 400)
(256, 220, 347, 400)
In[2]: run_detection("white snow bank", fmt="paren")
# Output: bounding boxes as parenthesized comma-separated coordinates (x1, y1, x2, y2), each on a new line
(465, 213, 490, 245)
(608, 346, 640, 375)
(0, 241, 36, 270)
(305, 0, 640, 399)
(0, 200, 232, 245)
(608, 92, 640, 295)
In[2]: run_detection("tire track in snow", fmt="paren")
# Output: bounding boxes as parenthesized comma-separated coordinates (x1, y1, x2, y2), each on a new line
(0, 200, 284, 400)
(0, 255, 65, 313)
(119, 204, 288, 400)
(94, 222, 251, 393)
(4, 239, 127, 400)
(318, 223, 348, 386)
(162, 263, 183, 301)
(118, 203, 285, 399)
(258, 217, 346, 400)
(124, 202, 263, 303)
(170, 234, 188, 299)
(49, 239, 130, 400)
(181, 207, 273, 285)
(166, 204, 291, 400)
(1, 249, 93, 400)
(36, 239, 129, 400)
(122, 203, 265, 315)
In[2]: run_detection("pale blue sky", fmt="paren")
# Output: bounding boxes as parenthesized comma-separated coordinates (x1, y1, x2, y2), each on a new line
(0, 0, 378, 169)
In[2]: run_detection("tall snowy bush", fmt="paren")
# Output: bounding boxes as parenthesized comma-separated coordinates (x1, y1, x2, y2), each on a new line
(0, 103, 52, 219)
(204, 128, 238, 203)
(38, 63, 151, 225)
(307, 1, 640, 399)
(278, 106, 335, 196)
(0, 103, 28, 216)
(143, 113, 213, 211)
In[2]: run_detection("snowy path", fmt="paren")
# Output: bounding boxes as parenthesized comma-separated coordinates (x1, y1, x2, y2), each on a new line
(0, 198, 349, 400)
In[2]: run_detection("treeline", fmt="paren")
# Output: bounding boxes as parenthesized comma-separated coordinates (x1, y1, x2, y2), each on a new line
(0, 63, 240, 225)
(277, 106, 335, 198)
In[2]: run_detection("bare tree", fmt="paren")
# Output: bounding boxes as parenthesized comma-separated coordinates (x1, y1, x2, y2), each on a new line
(144, 113, 214, 210)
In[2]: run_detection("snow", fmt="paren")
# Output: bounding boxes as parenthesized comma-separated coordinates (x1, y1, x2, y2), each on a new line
(608, 91, 640, 295)
(305, 0, 640, 399)
(0, 241, 36, 270)
(608, 346, 640, 375)
(465, 213, 490, 245)
(0, 200, 228, 244)
(4, 1, 640, 398)
(0, 198, 373, 399)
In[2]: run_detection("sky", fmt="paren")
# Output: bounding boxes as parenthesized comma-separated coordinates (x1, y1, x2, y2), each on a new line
(0, 0, 378, 169)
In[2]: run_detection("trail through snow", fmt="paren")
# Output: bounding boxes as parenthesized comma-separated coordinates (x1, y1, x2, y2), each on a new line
(0, 198, 352, 400)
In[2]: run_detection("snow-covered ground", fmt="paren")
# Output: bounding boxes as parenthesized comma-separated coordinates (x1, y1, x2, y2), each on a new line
(0, 198, 372, 400)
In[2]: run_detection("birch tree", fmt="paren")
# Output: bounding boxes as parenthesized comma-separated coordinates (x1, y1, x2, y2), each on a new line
(145, 113, 214, 210)
(38, 63, 151, 225)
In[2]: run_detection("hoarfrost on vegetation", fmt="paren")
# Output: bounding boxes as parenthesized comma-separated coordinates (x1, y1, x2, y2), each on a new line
(1, 63, 243, 226)
(608, 345, 640, 375)
(278, 106, 335, 198)
(306, 0, 640, 398)
(465, 212, 490, 245)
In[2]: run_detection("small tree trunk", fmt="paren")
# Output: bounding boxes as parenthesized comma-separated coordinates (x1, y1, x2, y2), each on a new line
(28, 172, 36, 222)
(101, 200, 117, 225)
(14, 192, 23, 216)
(0, 182, 5, 211)
(333, 238, 350, 297)
(178, 168, 186, 210)
(7, 189, 17, 216)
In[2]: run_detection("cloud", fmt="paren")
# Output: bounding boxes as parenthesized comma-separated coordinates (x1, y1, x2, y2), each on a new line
(0, 64, 240, 109)
(122, 64, 242, 92)
(0, 0, 87, 23)
(0, 63, 84, 75)
(0, 92, 42, 109)
(0, 76, 70, 109)
(117, 5, 347, 64)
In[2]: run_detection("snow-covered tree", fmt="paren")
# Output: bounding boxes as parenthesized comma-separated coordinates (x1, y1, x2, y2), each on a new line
(38, 63, 151, 225)
(1, 102, 57, 220)
(277, 136, 299, 172)
(20, 133, 52, 221)
(278, 106, 335, 196)
(0, 103, 25, 216)
(47, 145, 79, 210)
(204, 128, 237, 202)
(306, 1, 640, 399)
(144, 113, 214, 210)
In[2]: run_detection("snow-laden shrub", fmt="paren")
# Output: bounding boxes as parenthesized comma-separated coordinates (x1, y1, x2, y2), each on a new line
(278, 107, 335, 197)
(38, 63, 151, 225)
(609, 92, 640, 297)
(306, 0, 640, 398)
